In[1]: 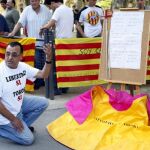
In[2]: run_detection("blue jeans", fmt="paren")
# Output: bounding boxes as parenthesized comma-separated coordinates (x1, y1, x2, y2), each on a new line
(0, 95, 49, 145)
(34, 47, 45, 88)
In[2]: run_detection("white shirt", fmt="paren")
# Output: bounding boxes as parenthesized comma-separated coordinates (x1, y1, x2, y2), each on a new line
(19, 4, 52, 46)
(79, 6, 103, 37)
(52, 5, 73, 38)
(0, 61, 39, 125)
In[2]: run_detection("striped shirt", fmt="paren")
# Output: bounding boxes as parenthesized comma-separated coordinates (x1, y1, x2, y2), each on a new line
(19, 4, 52, 46)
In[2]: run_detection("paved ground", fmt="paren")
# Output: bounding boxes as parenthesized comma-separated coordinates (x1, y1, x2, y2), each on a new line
(0, 108, 69, 150)
(0, 86, 91, 150)
(0, 84, 150, 149)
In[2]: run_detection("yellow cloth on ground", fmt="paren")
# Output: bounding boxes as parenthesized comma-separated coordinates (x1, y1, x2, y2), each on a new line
(47, 86, 150, 150)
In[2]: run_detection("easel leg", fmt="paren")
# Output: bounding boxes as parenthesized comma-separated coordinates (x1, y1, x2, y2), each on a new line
(129, 85, 140, 96)
(129, 85, 134, 96)
(121, 84, 126, 91)
(107, 82, 112, 90)
(135, 85, 140, 95)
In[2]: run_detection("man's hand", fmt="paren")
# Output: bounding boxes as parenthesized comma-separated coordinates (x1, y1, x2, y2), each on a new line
(8, 32, 15, 37)
(39, 28, 44, 36)
(39, 24, 49, 36)
(82, 34, 88, 38)
(39, 19, 56, 36)
(11, 117, 24, 132)
(76, 22, 87, 38)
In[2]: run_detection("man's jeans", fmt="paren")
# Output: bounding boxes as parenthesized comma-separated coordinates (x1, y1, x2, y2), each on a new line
(0, 95, 49, 145)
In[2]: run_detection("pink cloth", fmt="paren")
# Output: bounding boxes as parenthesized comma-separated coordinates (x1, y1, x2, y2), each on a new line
(66, 90, 92, 124)
(66, 86, 150, 124)
(106, 89, 146, 111)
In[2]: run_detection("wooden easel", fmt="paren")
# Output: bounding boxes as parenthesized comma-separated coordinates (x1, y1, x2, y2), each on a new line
(100, 9, 150, 95)
(104, 9, 141, 96)
(106, 82, 140, 96)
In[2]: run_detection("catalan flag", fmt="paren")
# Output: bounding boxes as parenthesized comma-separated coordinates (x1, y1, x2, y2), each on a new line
(55, 38, 150, 88)
(0, 37, 36, 92)
(55, 38, 106, 88)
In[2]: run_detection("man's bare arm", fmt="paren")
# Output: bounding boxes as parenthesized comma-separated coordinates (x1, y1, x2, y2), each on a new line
(42, 19, 56, 29)
(76, 22, 87, 38)
(39, 19, 56, 36)
(8, 22, 23, 37)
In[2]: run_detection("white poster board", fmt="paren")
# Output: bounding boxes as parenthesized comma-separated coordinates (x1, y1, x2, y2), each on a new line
(100, 10, 150, 85)
(109, 11, 144, 69)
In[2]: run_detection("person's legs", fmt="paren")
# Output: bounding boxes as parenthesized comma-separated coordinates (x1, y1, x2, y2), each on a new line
(22, 95, 49, 126)
(0, 113, 34, 145)
(53, 60, 62, 95)
(53, 61, 69, 95)
(34, 47, 45, 89)
(61, 88, 69, 94)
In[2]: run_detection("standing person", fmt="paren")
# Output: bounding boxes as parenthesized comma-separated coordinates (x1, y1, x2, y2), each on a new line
(76, 0, 103, 38)
(5, 0, 20, 36)
(44, 0, 52, 10)
(41, 0, 73, 38)
(72, 4, 79, 25)
(0, 41, 52, 145)
(0, 0, 7, 16)
(0, 13, 9, 35)
(44, 0, 53, 15)
(41, 0, 74, 95)
(8, 0, 52, 90)
(136, 0, 145, 9)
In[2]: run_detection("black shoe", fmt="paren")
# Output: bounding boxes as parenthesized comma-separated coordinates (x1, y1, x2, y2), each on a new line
(54, 89, 62, 95)
(62, 88, 69, 94)
(34, 82, 45, 90)
(34, 85, 40, 90)
(29, 126, 34, 133)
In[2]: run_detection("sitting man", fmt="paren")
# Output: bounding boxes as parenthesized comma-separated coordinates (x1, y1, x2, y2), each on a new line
(0, 41, 52, 145)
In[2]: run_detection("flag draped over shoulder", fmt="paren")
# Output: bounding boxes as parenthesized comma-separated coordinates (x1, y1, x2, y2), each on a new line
(55, 38, 106, 88)
(55, 38, 150, 88)
(0, 37, 36, 92)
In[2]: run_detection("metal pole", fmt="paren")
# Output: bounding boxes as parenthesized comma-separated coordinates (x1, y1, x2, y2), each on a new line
(49, 30, 55, 100)
(44, 29, 54, 100)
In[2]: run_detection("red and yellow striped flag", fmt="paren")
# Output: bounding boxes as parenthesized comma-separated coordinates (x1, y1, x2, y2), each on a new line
(55, 38, 106, 87)
(0, 37, 36, 92)
(55, 38, 150, 88)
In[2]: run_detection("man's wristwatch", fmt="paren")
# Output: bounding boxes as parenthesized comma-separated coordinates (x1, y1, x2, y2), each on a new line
(45, 60, 52, 64)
